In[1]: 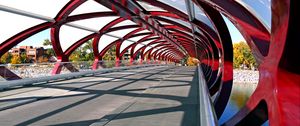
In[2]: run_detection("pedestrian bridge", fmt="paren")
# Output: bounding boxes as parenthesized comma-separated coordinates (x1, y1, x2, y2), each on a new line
(0, 65, 206, 126)
(0, 0, 299, 126)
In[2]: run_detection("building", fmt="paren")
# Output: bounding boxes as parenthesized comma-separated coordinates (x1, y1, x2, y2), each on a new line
(11, 46, 45, 62)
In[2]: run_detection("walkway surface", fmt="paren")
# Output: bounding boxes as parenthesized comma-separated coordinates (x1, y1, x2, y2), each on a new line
(0, 66, 199, 126)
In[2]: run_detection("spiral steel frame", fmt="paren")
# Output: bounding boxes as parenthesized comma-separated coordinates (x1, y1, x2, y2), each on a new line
(0, 0, 299, 125)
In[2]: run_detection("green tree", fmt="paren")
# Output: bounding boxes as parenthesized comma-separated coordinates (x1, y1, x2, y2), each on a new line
(233, 42, 257, 69)
(43, 39, 55, 57)
(82, 40, 94, 61)
(69, 39, 95, 62)
(0, 52, 12, 63)
(20, 53, 28, 63)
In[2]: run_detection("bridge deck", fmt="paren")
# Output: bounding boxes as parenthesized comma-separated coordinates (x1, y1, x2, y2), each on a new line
(0, 66, 199, 126)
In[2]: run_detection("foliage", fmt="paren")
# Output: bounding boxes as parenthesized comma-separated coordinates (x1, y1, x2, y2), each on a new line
(186, 56, 199, 66)
(37, 56, 49, 63)
(10, 55, 21, 64)
(20, 53, 29, 63)
(43, 39, 55, 57)
(69, 39, 94, 61)
(0, 52, 12, 64)
(103, 45, 116, 61)
(233, 41, 257, 69)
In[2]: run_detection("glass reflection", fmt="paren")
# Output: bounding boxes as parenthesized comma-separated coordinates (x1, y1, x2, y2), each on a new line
(219, 82, 258, 124)
(160, 16, 192, 29)
(193, 3, 215, 29)
(235, 0, 271, 29)
(137, 1, 166, 12)
(157, 0, 187, 14)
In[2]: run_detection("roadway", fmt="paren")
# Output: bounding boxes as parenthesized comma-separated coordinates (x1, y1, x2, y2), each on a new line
(0, 65, 199, 126)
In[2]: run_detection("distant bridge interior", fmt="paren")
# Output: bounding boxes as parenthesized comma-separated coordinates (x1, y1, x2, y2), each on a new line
(0, 0, 299, 126)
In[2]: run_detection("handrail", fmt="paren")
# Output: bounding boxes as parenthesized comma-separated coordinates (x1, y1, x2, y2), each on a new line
(0, 64, 169, 90)
(198, 64, 218, 126)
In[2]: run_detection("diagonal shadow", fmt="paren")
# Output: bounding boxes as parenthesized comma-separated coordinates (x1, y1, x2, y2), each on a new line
(15, 66, 178, 126)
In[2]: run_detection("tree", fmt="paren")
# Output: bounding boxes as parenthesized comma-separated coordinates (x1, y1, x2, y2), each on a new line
(43, 39, 55, 57)
(103, 45, 116, 61)
(186, 56, 199, 66)
(37, 56, 48, 63)
(233, 42, 257, 69)
(20, 53, 28, 63)
(11, 55, 21, 64)
(42, 39, 52, 46)
(82, 40, 94, 61)
(0, 52, 12, 63)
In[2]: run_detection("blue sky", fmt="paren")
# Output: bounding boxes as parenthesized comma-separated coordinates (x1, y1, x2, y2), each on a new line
(18, 29, 50, 48)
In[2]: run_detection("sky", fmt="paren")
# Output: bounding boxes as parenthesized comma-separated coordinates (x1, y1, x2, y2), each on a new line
(1, 0, 271, 50)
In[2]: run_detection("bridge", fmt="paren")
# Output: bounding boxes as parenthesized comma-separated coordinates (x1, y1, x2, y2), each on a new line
(0, 0, 299, 126)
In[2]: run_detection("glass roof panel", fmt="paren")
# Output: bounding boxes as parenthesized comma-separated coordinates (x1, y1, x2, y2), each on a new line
(152, 48, 158, 53)
(0, 11, 45, 44)
(193, 3, 215, 29)
(98, 34, 119, 52)
(157, 20, 173, 25)
(135, 29, 151, 34)
(0, 0, 69, 18)
(235, 0, 271, 29)
(144, 46, 152, 53)
(129, 35, 148, 42)
(120, 40, 134, 53)
(70, 0, 112, 16)
(141, 39, 155, 45)
(151, 43, 160, 48)
(59, 25, 93, 51)
(112, 20, 137, 28)
(157, 0, 187, 14)
(108, 28, 138, 38)
(160, 16, 191, 29)
(69, 17, 119, 30)
(136, 1, 166, 12)
(134, 44, 144, 53)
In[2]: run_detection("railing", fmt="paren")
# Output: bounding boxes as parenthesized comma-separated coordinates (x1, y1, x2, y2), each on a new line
(198, 64, 218, 126)
(0, 60, 173, 90)
(0, 60, 170, 81)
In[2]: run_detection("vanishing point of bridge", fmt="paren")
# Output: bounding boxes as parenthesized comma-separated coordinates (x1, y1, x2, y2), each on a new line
(0, 0, 299, 126)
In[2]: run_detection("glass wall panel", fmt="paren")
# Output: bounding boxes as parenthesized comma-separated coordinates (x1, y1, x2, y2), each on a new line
(235, 0, 271, 29)
(0, 11, 45, 44)
(0, 0, 69, 18)
(70, 0, 112, 16)
(98, 34, 119, 52)
(59, 25, 93, 51)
